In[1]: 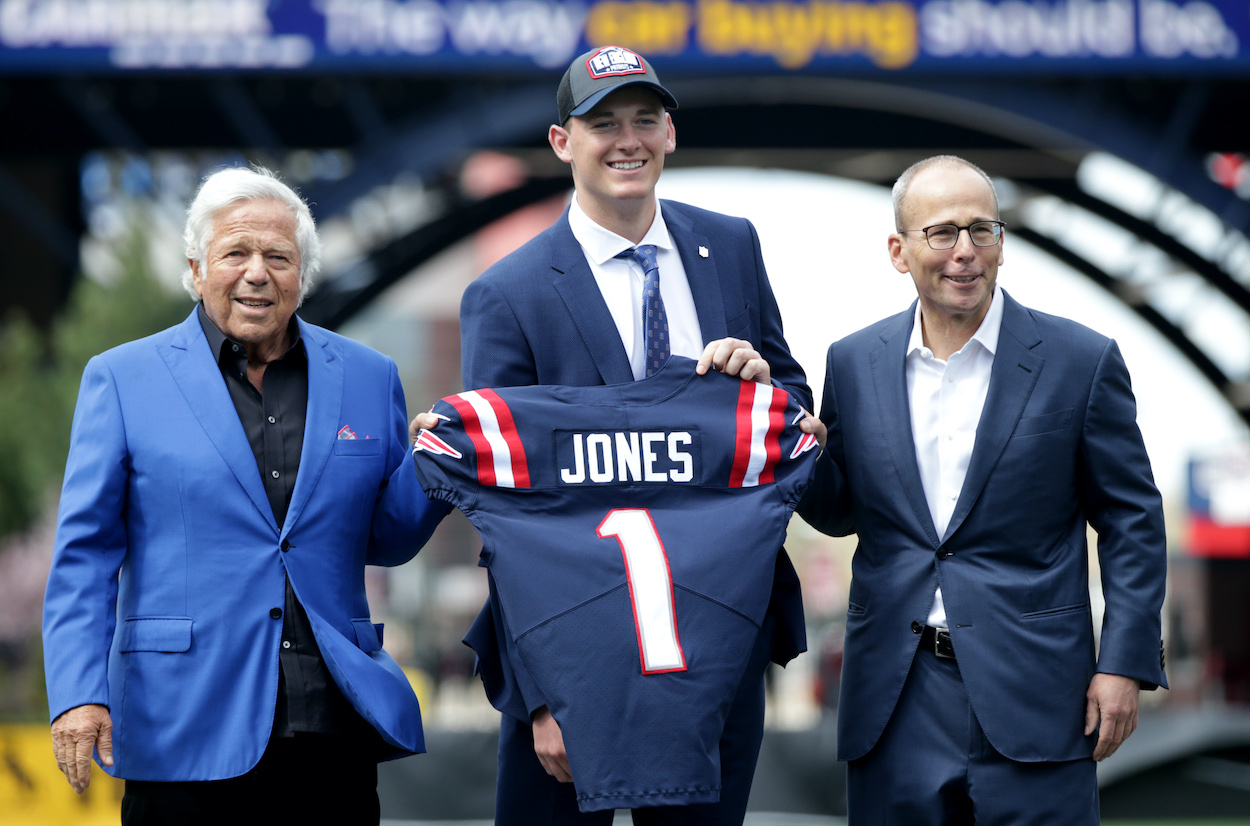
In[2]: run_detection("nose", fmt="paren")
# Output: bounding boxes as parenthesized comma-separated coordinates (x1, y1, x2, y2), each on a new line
(950, 228, 977, 258)
(243, 252, 270, 281)
(616, 123, 641, 151)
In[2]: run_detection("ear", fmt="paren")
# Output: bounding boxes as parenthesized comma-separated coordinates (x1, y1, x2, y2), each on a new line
(664, 113, 676, 155)
(888, 233, 910, 274)
(549, 124, 573, 163)
(996, 227, 1005, 266)
(189, 258, 205, 298)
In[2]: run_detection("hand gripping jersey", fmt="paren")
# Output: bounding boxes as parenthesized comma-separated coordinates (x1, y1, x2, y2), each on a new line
(411, 356, 818, 812)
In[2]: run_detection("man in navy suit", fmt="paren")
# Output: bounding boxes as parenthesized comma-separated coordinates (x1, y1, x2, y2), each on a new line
(425, 45, 813, 824)
(797, 155, 1168, 823)
(44, 166, 447, 824)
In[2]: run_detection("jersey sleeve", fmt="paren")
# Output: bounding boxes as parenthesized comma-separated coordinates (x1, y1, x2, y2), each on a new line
(720, 379, 819, 504)
(777, 387, 821, 505)
(409, 396, 480, 512)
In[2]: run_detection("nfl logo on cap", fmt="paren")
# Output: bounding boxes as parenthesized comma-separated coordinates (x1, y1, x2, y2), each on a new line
(587, 47, 647, 79)
(556, 45, 679, 124)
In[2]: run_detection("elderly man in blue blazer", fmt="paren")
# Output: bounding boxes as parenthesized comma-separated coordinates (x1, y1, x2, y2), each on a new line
(418, 45, 814, 825)
(797, 155, 1168, 824)
(43, 166, 447, 825)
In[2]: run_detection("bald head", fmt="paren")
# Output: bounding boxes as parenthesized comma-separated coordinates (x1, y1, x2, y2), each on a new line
(892, 155, 998, 231)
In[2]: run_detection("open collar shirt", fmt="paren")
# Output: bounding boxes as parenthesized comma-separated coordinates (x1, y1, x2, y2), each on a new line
(198, 304, 365, 740)
(905, 285, 1004, 629)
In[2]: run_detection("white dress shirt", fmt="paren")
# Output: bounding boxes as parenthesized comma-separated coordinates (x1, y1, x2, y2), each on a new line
(906, 286, 1004, 629)
(568, 194, 703, 381)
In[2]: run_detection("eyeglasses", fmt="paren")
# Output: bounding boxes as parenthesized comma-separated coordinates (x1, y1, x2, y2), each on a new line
(899, 221, 1005, 250)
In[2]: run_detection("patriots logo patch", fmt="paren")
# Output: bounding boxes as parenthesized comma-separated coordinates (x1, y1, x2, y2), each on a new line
(791, 432, 819, 459)
(586, 46, 646, 79)
(413, 429, 462, 459)
(789, 410, 819, 459)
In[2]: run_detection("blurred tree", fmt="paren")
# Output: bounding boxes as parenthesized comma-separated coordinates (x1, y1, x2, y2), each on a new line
(0, 228, 188, 540)
(0, 316, 62, 536)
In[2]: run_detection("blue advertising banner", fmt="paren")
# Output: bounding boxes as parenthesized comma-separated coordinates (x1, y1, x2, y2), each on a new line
(0, 0, 1245, 75)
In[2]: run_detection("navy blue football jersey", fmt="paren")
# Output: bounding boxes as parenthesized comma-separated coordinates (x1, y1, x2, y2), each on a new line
(411, 356, 818, 811)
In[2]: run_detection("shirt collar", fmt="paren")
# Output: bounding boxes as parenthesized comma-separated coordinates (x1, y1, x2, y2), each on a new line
(568, 192, 674, 265)
(907, 285, 1005, 358)
(196, 302, 304, 365)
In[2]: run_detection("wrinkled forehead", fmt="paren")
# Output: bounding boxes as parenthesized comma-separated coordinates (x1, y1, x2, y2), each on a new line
(210, 198, 298, 242)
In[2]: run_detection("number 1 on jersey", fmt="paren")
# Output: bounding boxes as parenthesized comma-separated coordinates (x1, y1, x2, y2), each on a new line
(597, 509, 687, 675)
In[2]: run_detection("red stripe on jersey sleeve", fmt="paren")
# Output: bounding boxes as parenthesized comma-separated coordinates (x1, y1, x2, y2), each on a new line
(446, 394, 497, 486)
(757, 386, 788, 485)
(478, 388, 531, 489)
(728, 381, 756, 488)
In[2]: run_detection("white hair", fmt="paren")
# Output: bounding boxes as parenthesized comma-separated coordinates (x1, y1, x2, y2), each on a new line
(180, 165, 321, 304)
(891, 155, 999, 231)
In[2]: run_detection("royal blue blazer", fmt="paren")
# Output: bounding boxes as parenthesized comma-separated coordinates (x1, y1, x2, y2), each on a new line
(43, 309, 447, 781)
(798, 290, 1168, 763)
(458, 200, 813, 721)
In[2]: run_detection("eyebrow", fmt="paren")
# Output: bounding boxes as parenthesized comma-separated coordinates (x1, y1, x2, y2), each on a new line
(217, 237, 298, 255)
(923, 215, 997, 226)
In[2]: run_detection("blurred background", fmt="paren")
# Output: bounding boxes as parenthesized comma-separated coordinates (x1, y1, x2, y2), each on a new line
(3, 1, 1250, 823)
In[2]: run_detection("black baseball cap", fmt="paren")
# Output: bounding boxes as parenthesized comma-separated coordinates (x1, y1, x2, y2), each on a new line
(556, 46, 679, 124)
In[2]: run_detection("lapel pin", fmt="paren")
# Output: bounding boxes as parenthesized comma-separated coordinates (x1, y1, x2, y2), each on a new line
(698, 246, 709, 258)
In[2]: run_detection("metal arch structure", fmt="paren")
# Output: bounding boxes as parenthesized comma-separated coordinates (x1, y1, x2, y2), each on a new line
(299, 81, 555, 221)
(1, 69, 1248, 423)
(288, 73, 1250, 427)
(298, 174, 571, 327)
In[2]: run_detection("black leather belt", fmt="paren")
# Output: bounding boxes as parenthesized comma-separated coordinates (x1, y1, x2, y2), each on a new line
(920, 625, 956, 661)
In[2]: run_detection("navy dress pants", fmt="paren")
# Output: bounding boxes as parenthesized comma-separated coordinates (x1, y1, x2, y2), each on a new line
(493, 617, 775, 825)
(847, 643, 1099, 826)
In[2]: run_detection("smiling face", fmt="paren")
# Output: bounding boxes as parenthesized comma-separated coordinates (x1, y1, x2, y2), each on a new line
(548, 85, 676, 235)
(191, 198, 302, 361)
(889, 163, 1003, 337)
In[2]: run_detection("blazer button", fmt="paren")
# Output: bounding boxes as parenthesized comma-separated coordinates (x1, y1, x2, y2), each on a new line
(936, 549, 951, 560)
(270, 607, 282, 620)
(911, 621, 922, 634)
(280, 539, 290, 552)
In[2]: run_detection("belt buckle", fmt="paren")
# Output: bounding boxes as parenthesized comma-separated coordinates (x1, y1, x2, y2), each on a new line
(933, 628, 956, 660)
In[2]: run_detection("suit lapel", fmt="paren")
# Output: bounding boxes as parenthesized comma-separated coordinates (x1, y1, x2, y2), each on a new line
(283, 319, 341, 537)
(158, 310, 277, 534)
(664, 204, 728, 344)
(943, 292, 1043, 542)
(870, 305, 941, 546)
(549, 213, 635, 385)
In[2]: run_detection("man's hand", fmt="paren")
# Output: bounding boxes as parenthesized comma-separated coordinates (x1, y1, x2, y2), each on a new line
(51, 704, 113, 793)
(799, 412, 827, 450)
(409, 410, 448, 444)
(1085, 673, 1139, 761)
(531, 706, 572, 783)
(696, 338, 771, 385)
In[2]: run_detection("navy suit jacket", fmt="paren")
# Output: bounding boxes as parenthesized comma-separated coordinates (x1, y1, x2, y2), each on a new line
(798, 290, 1167, 763)
(459, 200, 812, 721)
(43, 309, 448, 781)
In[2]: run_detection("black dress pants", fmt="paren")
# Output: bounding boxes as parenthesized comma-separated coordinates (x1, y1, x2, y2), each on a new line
(121, 733, 380, 826)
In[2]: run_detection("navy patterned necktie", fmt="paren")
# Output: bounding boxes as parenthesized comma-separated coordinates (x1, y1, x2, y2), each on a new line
(616, 244, 670, 377)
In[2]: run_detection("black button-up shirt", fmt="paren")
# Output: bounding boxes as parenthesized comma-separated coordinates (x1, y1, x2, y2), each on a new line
(198, 305, 366, 740)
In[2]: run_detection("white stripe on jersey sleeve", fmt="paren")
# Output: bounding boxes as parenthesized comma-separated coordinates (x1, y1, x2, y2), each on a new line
(460, 390, 516, 489)
(740, 382, 776, 488)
